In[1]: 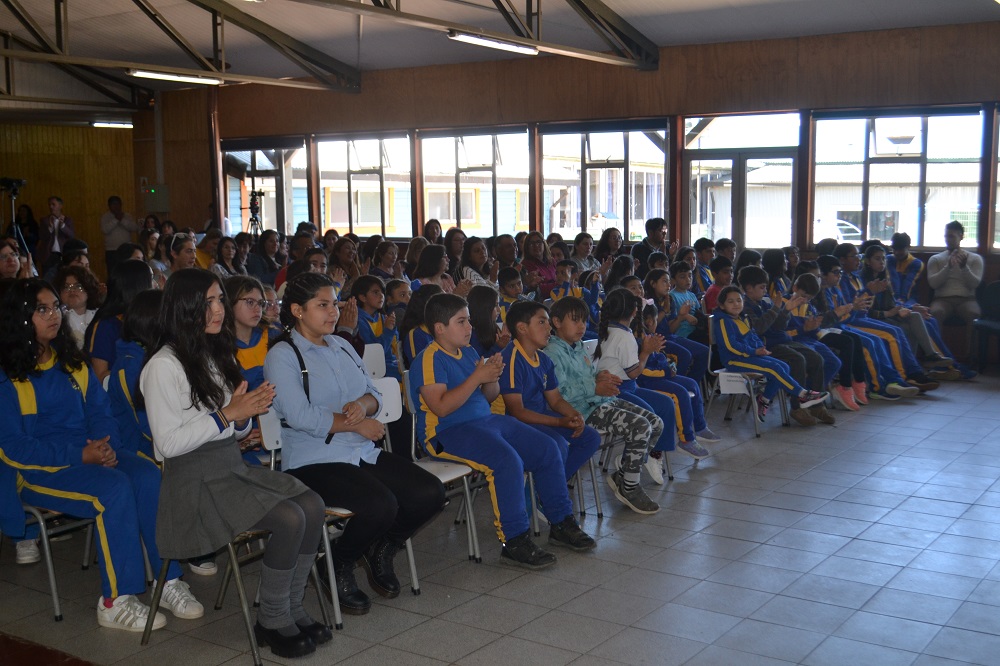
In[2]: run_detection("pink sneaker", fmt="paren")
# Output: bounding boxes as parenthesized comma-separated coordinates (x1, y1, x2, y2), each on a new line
(833, 385, 860, 411)
(851, 381, 869, 406)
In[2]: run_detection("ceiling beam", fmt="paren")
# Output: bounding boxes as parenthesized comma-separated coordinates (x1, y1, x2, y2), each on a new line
(490, 0, 534, 39)
(562, 0, 658, 68)
(130, 0, 219, 72)
(1, 0, 60, 52)
(0, 47, 343, 90)
(182, 0, 361, 90)
(287, 0, 657, 69)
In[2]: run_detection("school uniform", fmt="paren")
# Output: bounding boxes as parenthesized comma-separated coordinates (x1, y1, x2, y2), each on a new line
(692, 263, 714, 297)
(823, 286, 904, 393)
(358, 309, 401, 379)
(107, 339, 155, 459)
(402, 325, 434, 369)
(654, 304, 710, 383)
(1, 356, 180, 599)
(744, 296, 840, 390)
(786, 299, 860, 388)
(409, 342, 572, 542)
(713, 311, 806, 402)
(235, 327, 270, 390)
(840, 271, 924, 379)
(499, 341, 601, 480)
(87, 315, 123, 368)
(636, 350, 707, 447)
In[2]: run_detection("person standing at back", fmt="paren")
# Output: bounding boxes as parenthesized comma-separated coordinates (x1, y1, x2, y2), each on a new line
(100, 196, 138, 276)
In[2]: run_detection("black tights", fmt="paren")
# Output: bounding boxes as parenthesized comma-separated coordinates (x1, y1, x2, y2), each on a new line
(288, 453, 446, 565)
(252, 490, 325, 570)
(822, 332, 865, 387)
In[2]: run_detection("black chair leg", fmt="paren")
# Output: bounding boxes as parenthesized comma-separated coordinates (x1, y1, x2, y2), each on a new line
(142, 560, 171, 646)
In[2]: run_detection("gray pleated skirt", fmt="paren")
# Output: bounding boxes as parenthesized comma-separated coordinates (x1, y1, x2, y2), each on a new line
(156, 435, 307, 560)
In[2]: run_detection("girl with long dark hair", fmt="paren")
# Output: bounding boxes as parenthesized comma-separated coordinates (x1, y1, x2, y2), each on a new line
(0, 278, 202, 632)
(85, 259, 154, 381)
(246, 229, 282, 286)
(398, 283, 443, 369)
(140, 269, 327, 658)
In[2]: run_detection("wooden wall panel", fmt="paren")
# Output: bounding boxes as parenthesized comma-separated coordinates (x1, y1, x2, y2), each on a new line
(0, 124, 134, 280)
(213, 21, 1000, 138)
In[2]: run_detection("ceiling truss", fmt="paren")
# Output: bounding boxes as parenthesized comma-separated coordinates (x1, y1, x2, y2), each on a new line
(0, 0, 658, 112)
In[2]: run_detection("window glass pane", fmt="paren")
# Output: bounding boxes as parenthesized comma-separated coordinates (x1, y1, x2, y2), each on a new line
(458, 171, 493, 237)
(868, 163, 920, 241)
(870, 117, 922, 157)
(927, 114, 983, 160)
(628, 131, 667, 241)
(926, 162, 981, 248)
(542, 133, 582, 239)
(587, 132, 625, 162)
(813, 161, 863, 244)
(459, 135, 494, 169)
(423, 137, 459, 228)
(318, 140, 349, 232)
(815, 119, 867, 163)
(745, 158, 793, 249)
(351, 179, 382, 238)
(685, 113, 800, 150)
(587, 168, 625, 237)
(349, 139, 381, 171)
(495, 133, 530, 236)
(223, 146, 303, 235)
(383, 137, 412, 238)
(689, 159, 733, 241)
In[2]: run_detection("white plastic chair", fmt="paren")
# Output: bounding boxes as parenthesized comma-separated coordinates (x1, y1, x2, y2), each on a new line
(402, 370, 483, 563)
(362, 343, 387, 379)
(582, 338, 598, 361)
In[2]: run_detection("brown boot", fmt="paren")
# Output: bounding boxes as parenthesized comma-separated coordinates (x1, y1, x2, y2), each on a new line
(809, 404, 835, 425)
(790, 407, 818, 427)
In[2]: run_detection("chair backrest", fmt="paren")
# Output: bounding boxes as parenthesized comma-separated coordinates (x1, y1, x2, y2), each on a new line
(981, 280, 1000, 320)
(707, 313, 717, 347)
(372, 377, 403, 424)
(362, 344, 387, 378)
(582, 338, 598, 360)
(401, 370, 417, 415)
(258, 407, 283, 451)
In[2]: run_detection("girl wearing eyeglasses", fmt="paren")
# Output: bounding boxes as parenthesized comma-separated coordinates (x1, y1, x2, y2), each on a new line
(0, 278, 204, 632)
(141, 269, 326, 658)
(0, 239, 33, 280)
(53, 265, 102, 350)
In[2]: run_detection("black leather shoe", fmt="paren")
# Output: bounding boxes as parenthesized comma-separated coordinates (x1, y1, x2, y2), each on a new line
(500, 531, 557, 570)
(253, 622, 315, 658)
(334, 562, 371, 615)
(296, 621, 333, 646)
(360, 539, 401, 598)
(549, 515, 597, 552)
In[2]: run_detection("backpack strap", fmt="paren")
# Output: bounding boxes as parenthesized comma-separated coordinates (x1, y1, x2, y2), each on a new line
(279, 337, 334, 444)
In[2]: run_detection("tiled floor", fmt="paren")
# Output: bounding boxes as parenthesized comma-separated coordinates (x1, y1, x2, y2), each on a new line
(2, 375, 999, 665)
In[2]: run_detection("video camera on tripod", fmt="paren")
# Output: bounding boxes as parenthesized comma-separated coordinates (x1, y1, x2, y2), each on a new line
(247, 189, 264, 238)
(0, 177, 29, 253)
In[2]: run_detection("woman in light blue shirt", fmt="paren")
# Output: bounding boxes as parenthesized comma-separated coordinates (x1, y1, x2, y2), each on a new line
(264, 272, 445, 617)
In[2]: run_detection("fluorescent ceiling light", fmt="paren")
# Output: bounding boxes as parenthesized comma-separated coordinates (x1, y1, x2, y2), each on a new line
(127, 69, 223, 85)
(92, 121, 133, 129)
(447, 30, 538, 56)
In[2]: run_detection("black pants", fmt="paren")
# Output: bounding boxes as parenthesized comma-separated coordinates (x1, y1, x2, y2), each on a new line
(287, 453, 446, 565)
(822, 332, 864, 386)
(772, 342, 825, 393)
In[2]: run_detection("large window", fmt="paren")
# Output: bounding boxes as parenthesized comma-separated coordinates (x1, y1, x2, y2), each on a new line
(421, 131, 529, 238)
(316, 136, 412, 238)
(684, 113, 799, 249)
(541, 127, 668, 241)
(222, 142, 306, 236)
(813, 111, 983, 248)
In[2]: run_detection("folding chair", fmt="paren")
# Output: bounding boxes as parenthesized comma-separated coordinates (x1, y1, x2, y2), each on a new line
(402, 370, 483, 563)
(13, 507, 95, 621)
(142, 440, 332, 666)
(362, 343, 387, 379)
(705, 315, 789, 438)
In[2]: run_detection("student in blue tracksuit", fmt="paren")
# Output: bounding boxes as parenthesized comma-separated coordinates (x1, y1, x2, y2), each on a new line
(410, 293, 595, 570)
(85, 259, 155, 382)
(498, 301, 602, 481)
(107, 289, 162, 460)
(398, 284, 442, 369)
(352, 275, 401, 380)
(645, 269, 711, 382)
(691, 237, 716, 298)
(0, 278, 201, 632)
(497, 267, 530, 324)
(713, 285, 829, 423)
(833, 243, 938, 392)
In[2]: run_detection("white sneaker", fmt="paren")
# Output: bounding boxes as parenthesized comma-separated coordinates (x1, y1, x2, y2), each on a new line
(15, 539, 40, 565)
(97, 595, 167, 632)
(188, 559, 217, 576)
(644, 456, 665, 485)
(159, 578, 204, 619)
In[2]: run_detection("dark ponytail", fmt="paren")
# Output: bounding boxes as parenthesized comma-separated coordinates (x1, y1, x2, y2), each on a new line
(594, 287, 639, 360)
